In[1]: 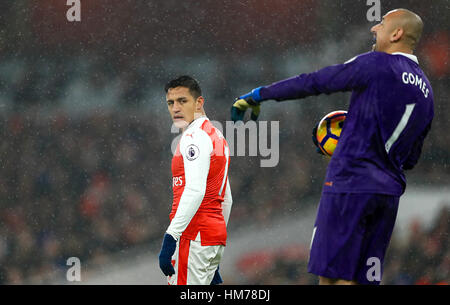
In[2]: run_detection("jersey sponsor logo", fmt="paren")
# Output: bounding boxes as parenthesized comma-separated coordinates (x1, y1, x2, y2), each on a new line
(324, 181, 333, 187)
(173, 176, 183, 187)
(186, 144, 200, 161)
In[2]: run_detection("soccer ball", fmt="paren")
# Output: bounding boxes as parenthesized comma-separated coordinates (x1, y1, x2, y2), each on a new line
(314, 110, 347, 157)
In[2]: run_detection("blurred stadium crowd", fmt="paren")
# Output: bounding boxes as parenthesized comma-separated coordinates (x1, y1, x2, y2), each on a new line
(0, 1, 449, 284)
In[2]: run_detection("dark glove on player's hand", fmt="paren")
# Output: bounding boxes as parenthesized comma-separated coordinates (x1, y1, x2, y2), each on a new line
(312, 124, 325, 155)
(158, 233, 176, 276)
(210, 266, 223, 285)
(231, 87, 263, 122)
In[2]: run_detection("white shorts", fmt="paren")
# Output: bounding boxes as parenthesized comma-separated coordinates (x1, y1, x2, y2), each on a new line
(168, 237, 224, 285)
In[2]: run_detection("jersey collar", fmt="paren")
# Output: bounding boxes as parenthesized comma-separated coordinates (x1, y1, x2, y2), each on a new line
(392, 52, 419, 65)
(184, 115, 208, 133)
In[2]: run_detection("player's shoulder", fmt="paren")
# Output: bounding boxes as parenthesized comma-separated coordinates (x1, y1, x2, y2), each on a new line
(344, 52, 393, 82)
(180, 128, 211, 145)
(344, 51, 386, 65)
(199, 118, 219, 137)
(180, 120, 213, 152)
(194, 117, 225, 143)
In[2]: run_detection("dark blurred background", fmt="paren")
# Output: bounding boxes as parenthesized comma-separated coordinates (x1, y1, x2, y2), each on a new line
(0, 0, 448, 284)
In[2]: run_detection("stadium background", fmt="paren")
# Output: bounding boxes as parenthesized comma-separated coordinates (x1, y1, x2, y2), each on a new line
(0, 0, 448, 284)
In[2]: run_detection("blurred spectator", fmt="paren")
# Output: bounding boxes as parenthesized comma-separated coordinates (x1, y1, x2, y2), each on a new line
(383, 206, 449, 285)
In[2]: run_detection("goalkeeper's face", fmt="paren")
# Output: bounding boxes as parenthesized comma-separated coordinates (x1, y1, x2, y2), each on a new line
(371, 15, 391, 52)
(166, 86, 204, 129)
(370, 9, 420, 53)
(370, 10, 402, 52)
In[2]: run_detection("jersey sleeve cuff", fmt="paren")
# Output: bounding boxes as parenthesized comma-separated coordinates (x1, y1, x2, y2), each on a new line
(165, 230, 179, 241)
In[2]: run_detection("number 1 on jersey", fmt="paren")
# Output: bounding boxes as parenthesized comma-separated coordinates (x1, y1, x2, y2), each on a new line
(385, 103, 416, 153)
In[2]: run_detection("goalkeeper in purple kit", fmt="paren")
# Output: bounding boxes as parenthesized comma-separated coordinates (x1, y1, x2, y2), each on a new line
(231, 9, 434, 284)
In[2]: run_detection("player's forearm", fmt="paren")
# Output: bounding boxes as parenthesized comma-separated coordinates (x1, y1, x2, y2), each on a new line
(259, 73, 324, 102)
(166, 185, 206, 240)
(231, 63, 356, 122)
(258, 57, 369, 102)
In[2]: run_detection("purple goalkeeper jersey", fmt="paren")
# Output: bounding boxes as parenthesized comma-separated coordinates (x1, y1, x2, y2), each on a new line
(260, 51, 434, 196)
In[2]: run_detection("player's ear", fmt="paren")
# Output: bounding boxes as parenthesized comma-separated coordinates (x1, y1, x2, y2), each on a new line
(195, 96, 205, 111)
(390, 27, 404, 43)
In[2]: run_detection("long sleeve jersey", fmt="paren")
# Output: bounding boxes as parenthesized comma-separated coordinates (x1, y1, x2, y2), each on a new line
(167, 116, 232, 246)
(259, 51, 434, 196)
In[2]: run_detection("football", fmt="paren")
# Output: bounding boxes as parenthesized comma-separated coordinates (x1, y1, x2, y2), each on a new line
(314, 110, 347, 157)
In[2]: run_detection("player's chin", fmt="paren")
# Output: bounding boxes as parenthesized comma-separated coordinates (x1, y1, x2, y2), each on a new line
(173, 118, 188, 129)
(371, 36, 377, 51)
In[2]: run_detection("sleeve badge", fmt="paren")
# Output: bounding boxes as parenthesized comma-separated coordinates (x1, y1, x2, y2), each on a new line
(185, 144, 200, 161)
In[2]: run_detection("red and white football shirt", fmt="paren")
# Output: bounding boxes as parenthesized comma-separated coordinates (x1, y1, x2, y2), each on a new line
(167, 116, 232, 246)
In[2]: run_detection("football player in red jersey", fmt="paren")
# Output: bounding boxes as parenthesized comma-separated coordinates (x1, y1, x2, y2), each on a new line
(159, 75, 233, 285)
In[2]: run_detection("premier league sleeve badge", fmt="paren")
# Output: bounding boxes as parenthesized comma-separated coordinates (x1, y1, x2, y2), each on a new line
(186, 144, 200, 161)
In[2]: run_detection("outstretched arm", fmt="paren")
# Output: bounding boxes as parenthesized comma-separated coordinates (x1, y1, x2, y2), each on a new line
(231, 52, 376, 122)
(260, 54, 372, 102)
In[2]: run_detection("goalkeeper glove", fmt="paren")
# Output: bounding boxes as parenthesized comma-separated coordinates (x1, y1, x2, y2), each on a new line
(158, 233, 176, 276)
(231, 87, 264, 122)
(312, 124, 325, 155)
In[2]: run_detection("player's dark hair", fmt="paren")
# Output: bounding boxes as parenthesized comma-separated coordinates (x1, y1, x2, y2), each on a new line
(164, 75, 202, 99)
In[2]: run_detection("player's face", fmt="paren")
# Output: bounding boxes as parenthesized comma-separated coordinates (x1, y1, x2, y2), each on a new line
(371, 16, 389, 52)
(166, 86, 203, 129)
(370, 11, 397, 52)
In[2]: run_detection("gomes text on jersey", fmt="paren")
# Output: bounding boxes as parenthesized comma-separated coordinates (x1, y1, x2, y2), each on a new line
(322, 52, 434, 195)
(259, 51, 433, 196)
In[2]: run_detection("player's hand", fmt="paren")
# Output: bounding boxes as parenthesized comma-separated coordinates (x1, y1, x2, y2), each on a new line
(231, 87, 263, 122)
(210, 266, 223, 285)
(312, 124, 325, 155)
(158, 233, 176, 277)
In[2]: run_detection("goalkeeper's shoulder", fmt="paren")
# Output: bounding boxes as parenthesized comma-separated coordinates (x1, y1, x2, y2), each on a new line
(344, 51, 387, 67)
